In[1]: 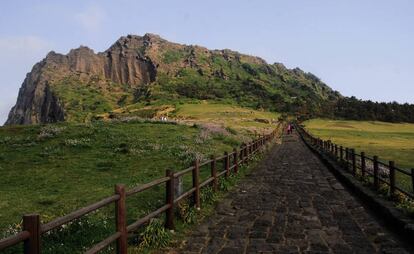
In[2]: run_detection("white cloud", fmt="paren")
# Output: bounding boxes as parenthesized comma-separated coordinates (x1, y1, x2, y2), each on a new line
(75, 5, 106, 32)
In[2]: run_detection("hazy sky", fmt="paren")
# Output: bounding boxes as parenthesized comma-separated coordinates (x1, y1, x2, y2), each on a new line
(1, 0, 413, 124)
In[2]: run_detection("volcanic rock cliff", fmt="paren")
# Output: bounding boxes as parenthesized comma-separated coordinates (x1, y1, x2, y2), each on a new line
(6, 34, 158, 124)
(6, 33, 339, 125)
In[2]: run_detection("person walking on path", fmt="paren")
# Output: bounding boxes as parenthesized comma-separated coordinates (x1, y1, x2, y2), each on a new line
(287, 123, 292, 134)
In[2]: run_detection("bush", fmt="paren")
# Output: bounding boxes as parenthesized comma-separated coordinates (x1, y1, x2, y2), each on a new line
(64, 138, 91, 148)
(177, 201, 197, 224)
(225, 126, 238, 135)
(114, 143, 129, 154)
(201, 186, 217, 204)
(138, 219, 171, 249)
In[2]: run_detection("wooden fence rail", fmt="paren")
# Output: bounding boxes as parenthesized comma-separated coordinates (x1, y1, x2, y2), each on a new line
(296, 124, 414, 200)
(0, 127, 280, 254)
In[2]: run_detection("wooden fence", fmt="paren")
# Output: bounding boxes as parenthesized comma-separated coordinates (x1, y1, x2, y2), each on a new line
(0, 127, 280, 254)
(297, 124, 414, 200)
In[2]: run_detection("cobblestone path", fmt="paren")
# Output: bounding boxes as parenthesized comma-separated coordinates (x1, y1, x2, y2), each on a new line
(168, 133, 410, 254)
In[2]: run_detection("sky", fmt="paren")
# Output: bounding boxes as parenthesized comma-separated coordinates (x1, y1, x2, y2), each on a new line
(0, 0, 413, 124)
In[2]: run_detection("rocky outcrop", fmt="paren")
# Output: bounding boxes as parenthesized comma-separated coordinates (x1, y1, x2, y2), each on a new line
(5, 60, 65, 125)
(6, 33, 339, 125)
(6, 35, 157, 125)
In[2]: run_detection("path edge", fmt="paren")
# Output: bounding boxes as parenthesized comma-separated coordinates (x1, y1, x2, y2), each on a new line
(297, 130, 414, 248)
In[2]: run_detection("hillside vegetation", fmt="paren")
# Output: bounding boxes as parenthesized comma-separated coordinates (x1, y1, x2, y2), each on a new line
(5, 33, 338, 125)
(0, 103, 278, 232)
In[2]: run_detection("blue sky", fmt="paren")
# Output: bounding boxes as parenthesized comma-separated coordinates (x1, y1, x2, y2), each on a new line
(1, 0, 413, 124)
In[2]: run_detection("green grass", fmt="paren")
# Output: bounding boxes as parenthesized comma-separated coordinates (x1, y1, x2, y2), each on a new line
(0, 121, 244, 248)
(304, 119, 414, 169)
(0, 121, 242, 226)
(304, 119, 414, 195)
(101, 101, 280, 136)
(0, 114, 280, 253)
(172, 102, 280, 131)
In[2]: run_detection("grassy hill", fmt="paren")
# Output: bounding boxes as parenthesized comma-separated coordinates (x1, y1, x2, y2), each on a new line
(6, 34, 338, 125)
(0, 102, 279, 253)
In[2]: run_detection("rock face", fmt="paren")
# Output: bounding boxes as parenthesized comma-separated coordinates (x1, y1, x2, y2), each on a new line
(6, 60, 65, 125)
(6, 35, 157, 125)
(6, 33, 339, 125)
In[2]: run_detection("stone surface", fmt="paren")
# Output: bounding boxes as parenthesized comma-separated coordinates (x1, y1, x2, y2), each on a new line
(166, 132, 411, 254)
(6, 34, 158, 125)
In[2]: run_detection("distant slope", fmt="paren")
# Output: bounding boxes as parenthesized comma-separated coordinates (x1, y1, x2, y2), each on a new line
(6, 33, 340, 125)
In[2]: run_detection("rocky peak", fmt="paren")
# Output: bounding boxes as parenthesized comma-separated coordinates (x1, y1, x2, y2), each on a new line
(6, 33, 339, 125)
(68, 46, 95, 56)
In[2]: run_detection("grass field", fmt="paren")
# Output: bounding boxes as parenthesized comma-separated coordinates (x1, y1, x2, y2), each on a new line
(0, 103, 279, 253)
(172, 101, 279, 132)
(304, 119, 414, 170)
(304, 119, 414, 196)
(103, 100, 280, 136)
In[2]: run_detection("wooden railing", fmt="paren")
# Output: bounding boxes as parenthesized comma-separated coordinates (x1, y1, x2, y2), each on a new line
(0, 127, 280, 254)
(296, 124, 414, 200)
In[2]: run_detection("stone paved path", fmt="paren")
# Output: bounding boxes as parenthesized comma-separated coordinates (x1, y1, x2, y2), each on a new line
(168, 132, 410, 254)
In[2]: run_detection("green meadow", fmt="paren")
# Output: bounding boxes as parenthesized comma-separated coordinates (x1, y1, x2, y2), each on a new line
(304, 119, 414, 169)
(0, 103, 279, 253)
(304, 119, 414, 195)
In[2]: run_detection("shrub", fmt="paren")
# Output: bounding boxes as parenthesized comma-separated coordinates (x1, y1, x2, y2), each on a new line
(138, 219, 171, 249)
(219, 177, 231, 191)
(38, 126, 66, 140)
(396, 197, 414, 217)
(225, 126, 238, 135)
(176, 201, 197, 224)
(114, 143, 129, 154)
(201, 186, 217, 204)
(64, 138, 91, 148)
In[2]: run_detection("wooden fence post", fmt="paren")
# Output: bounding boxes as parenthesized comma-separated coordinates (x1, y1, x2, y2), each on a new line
(244, 145, 248, 164)
(224, 152, 230, 177)
(374, 156, 379, 190)
(239, 144, 244, 164)
(233, 148, 239, 174)
(352, 149, 357, 176)
(411, 168, 414, 194)
(389, 161, 396, 197)
(340, 146, 343, 161)
(165, 169, 175, 230)
(361, 152, 366, 177)
(345, 148, 349, 169)
(335, 144, 338, 158)
(210, 156, 217, 191)
(247, 143, 251, 159)
(115, 184, 127, 254)
(23, 214, 40, 254)
(193, 160, 200, 209)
